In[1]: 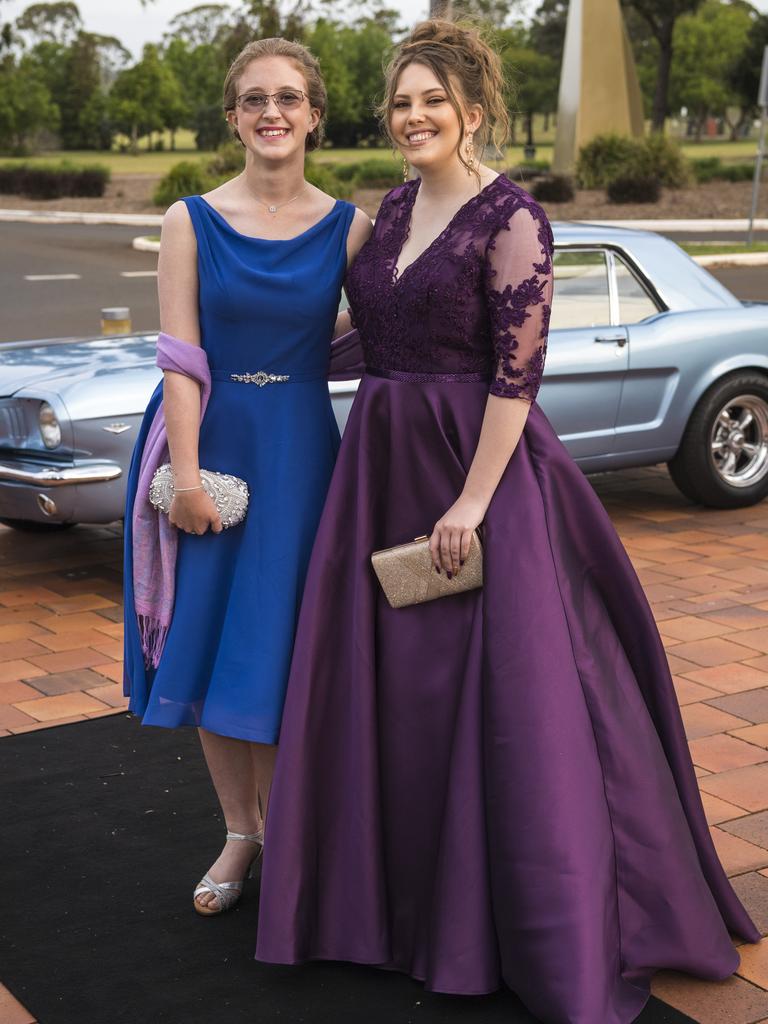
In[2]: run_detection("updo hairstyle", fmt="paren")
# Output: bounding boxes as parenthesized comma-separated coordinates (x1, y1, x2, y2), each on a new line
(378, 19, 512, 178)
(223, 37, 327, 151)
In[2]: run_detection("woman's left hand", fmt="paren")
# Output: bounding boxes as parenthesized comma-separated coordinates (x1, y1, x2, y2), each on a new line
(429, 494, 487, 576)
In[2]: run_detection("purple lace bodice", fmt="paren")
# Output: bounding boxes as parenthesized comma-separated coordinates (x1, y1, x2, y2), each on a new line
(346, 174, 554, 402)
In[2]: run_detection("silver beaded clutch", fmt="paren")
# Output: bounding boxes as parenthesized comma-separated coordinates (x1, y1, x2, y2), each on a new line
(148, 464, 249, 529)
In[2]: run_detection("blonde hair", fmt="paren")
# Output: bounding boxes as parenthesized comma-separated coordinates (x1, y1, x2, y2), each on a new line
(378, 19, 512, 177)
(223, 37, 327, 151)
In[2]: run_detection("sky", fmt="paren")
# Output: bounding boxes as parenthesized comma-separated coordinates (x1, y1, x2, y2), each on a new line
(2, 0, 427, 58)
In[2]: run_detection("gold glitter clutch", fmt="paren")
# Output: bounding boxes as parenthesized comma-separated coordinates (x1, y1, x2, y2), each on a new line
(371, 531, 483, 609)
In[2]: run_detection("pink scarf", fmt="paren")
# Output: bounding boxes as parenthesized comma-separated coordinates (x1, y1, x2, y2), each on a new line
(131, 332, 211, 668)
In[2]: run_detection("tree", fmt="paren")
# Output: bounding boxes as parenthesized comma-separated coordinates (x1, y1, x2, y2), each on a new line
(109, 44, 185, 152)
(14, 1, 81, 46)
(728, 11, 768, 130)
(165, 3, 232, 48)
(163, 35, 229, 150)
(669, 0, 753, 139)
(622, 0, 706, 132)
(503, 46, 558, 149)
(306, 18, 359, 145)
(0, 52, 59, 152)
(528, 0, 567, 66)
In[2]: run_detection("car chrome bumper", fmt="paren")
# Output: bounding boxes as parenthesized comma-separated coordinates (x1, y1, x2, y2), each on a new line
(0, 461, 122, 486)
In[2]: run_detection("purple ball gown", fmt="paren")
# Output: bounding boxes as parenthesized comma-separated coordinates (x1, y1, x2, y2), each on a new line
(255, 174, 760, 1023)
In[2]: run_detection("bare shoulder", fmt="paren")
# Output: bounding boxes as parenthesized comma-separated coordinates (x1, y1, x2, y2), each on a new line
(305, 182, 342, 218)
(161, 200, 195, 247)
(350, 206, 373, 240)
(347, 206, 373, 265)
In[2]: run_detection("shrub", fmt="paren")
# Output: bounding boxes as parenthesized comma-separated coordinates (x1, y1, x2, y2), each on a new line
(531, 175, 575, 203)
(508, 159, 551, 179)
(576, 134, 643, 189)
(332, 162, 358, 182)
(304, 161, 354, 200)
(351, 157, 401, 188)
(719, 163, 754, 182)
(634, 134, 691, 187)
(607, 174, 661, 204)
(328, 157, 401, 189)
(207, 141, 245, 177)
(153, 161, 216, 207)
(0, 162, 110, 199)
(577, 133, 691, 190)
(691, 157, 723, 183)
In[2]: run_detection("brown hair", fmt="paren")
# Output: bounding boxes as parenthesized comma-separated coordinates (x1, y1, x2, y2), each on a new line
(223, 37, 327, 151)
(378, 19, 512, 178)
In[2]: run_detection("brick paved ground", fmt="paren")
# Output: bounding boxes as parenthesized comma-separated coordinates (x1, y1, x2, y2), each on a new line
(4, 466, 768, 1022)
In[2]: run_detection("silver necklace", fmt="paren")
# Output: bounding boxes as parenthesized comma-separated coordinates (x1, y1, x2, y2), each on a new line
(248, 185, 305, 215)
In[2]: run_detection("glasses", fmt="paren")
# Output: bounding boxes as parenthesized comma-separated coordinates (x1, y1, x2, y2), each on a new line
(236, 90, 306, 113)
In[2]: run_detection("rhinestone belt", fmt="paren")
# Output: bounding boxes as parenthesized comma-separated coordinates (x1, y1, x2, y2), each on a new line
(210, 369, 326, 385)
(230, 371, 290, 386)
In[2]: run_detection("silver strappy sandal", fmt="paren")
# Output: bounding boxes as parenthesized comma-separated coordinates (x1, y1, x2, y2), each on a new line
(193, 828, 264, 916)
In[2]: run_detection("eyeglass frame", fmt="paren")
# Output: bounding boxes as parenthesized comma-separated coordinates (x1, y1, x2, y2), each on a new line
(235, 89, 308, 112)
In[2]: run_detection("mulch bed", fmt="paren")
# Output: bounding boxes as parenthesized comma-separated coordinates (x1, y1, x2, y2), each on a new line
(0, 177, 763, 223)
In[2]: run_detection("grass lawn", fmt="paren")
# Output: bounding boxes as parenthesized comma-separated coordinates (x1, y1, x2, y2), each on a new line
(0, 127, 759, 176)
(681, 242, 768, 255)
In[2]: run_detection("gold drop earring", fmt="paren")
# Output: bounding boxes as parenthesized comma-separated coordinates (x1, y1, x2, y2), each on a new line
(465, 132, 476, 176)
(402, 157, 409, 183)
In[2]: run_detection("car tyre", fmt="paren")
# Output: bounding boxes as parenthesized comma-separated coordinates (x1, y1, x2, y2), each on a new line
(0, 518, 75, 532)
(668, 372, 768, 508)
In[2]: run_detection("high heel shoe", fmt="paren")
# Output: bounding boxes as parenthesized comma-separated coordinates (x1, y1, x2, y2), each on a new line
(193, 828, 264, 916)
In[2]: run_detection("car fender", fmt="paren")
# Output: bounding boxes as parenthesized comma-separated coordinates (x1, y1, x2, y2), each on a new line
(673, 354, 768, 441)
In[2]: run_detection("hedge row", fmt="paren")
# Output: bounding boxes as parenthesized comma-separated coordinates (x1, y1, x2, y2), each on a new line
(691, 157, 754, 183)
(0, 162, 110, 199)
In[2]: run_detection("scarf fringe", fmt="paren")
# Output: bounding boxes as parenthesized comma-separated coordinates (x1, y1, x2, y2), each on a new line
(138, 614, 170, 670)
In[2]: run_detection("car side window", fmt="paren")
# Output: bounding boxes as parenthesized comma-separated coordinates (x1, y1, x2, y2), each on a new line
(613, 253, 659, 324)
(550, 250, 611, 330)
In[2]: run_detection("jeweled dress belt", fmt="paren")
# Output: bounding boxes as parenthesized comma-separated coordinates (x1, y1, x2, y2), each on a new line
(210, 370, 325, 386)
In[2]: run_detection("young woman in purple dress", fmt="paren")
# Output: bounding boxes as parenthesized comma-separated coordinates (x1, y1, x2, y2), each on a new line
(255, 20, 760, 1023)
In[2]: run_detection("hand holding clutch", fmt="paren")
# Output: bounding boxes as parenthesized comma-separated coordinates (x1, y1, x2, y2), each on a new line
(149, 465, 249, 529)
(371, 531, 483, 609)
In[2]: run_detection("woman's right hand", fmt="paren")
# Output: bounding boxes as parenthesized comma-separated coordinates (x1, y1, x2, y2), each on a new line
(169, 488, 223, 535)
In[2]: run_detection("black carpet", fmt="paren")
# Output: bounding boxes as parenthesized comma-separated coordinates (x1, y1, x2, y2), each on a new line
(0, 716, 696, 1024)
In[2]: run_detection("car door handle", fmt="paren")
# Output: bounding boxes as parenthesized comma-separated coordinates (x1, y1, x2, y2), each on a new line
(594, 333, 627, 347)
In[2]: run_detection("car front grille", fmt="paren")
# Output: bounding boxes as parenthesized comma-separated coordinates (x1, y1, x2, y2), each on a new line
(0, 400, 29, 446)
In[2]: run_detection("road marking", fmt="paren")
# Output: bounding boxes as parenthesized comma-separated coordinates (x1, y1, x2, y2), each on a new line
(120, 270, 158, 278)
(24, 273, 81, 281)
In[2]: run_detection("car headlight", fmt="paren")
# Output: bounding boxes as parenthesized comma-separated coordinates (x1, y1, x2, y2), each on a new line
(39, 402, 61, 449)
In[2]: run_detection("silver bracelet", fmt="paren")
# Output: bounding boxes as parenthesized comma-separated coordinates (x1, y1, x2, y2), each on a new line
(174, 483, 203, 493)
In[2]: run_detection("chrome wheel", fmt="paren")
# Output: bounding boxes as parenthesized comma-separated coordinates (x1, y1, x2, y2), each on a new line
(709, 394, 768, 489)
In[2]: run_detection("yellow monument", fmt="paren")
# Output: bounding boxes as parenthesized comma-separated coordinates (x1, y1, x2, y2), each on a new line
(552, 0, 645, 174)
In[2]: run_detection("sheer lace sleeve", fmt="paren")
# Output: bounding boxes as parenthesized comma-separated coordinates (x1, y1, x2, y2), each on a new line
(484, 203, 554, 403)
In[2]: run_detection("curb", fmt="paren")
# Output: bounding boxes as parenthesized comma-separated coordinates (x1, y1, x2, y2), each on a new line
(0, 209, 163, 226)
(581, 218, 768, 232)
(0, 208, 766, 232)
(129, 235, 768, 266)
(693, 252, 768, 268)
(133, 235, 160, 252)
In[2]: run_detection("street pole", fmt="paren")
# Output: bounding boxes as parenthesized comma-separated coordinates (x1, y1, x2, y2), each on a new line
(747, 45, 768, 246)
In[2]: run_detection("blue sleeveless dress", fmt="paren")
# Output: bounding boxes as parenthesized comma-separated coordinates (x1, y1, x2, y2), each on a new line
(123, 195, 355, 743)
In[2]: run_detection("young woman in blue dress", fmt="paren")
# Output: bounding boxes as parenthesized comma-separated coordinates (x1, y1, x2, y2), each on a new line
(123, 37, 371, 916)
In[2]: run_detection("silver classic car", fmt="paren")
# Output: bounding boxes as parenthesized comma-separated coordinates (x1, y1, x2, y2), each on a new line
(1, 222, 767, 530)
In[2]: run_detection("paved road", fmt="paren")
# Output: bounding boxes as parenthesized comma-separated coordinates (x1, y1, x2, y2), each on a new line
(1, 222, 159, 342)
(1, 221, 766, 343)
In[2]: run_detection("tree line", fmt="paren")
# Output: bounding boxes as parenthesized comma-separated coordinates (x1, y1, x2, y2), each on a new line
(0, 0, 766, 155)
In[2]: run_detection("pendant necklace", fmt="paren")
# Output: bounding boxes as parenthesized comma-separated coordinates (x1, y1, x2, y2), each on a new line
(248, 185, 305, 215)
